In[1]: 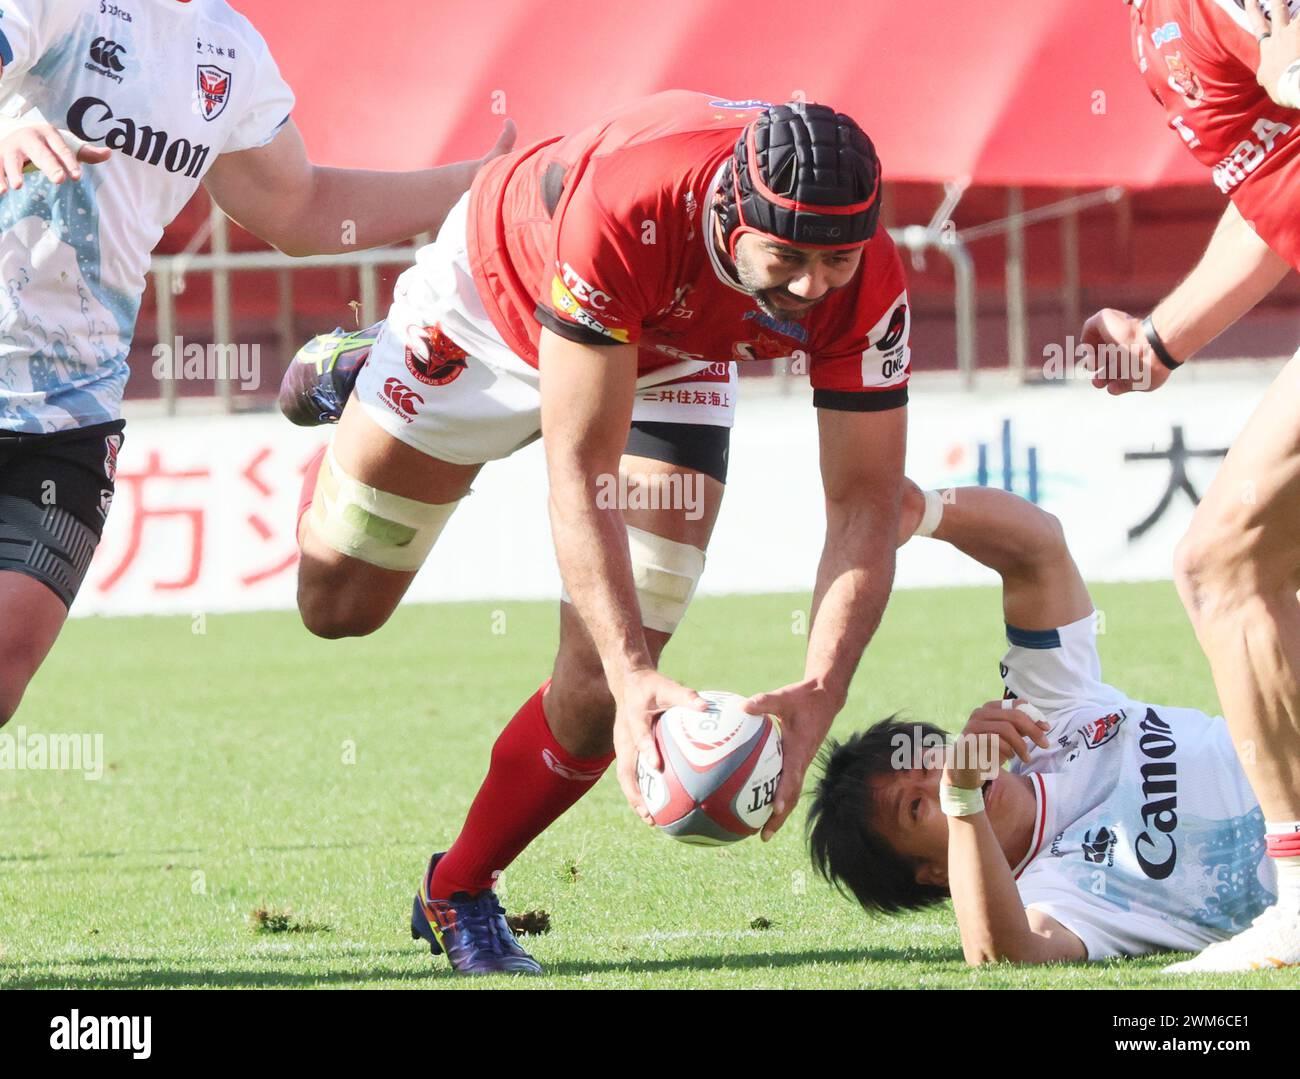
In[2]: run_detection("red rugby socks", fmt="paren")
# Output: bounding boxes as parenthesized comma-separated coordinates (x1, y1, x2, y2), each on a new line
(429, 683, 614, 897)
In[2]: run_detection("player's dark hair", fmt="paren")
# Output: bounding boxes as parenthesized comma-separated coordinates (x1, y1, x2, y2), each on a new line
(807, 716, 951, 915)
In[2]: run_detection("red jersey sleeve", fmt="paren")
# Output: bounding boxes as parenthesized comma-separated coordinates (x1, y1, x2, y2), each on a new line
(534, 156, 668, 349)
(808, 234, 910, 412)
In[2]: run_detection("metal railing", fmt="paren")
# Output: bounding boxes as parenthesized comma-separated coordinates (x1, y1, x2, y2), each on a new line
(143, 187, 1125, 412)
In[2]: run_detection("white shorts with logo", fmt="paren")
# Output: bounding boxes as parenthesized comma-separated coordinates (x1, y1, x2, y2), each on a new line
(355, 194, 737, 466)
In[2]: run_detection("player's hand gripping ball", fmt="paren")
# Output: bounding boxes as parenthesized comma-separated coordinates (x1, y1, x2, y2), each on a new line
(636, 691, 783, 844)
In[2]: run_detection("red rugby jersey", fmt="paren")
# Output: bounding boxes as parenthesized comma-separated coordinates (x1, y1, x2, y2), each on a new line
(465, 90, 911, 411)
(1130, 0, 1300, 268)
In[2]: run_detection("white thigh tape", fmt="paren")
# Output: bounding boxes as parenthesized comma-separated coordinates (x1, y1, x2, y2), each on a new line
(560, 526, 706, 635)
(309, 445, 458, 571)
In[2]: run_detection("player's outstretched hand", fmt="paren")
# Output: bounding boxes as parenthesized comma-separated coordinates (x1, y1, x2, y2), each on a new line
(1079, 307, 1173, 396)
(1248, 0, 1300, 105)
(614, 668, 706, 825)
(0, 124, 111, 195)
(745, 679, 839, 842)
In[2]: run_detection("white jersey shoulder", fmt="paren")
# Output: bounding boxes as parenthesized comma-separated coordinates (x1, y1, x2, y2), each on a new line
(0, 0, 295, 433)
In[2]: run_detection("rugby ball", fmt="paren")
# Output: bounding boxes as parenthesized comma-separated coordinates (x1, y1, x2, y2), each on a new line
(636, 690, 783, 845)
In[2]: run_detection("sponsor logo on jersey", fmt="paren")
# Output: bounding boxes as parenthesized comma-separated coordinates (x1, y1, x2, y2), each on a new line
(1080, 709, 1126, 749)
(1151, 21, 1181, 48)
(403, 324, 469, 387)
(197, 65, 233, 121)
(1082, 826, 1117, 866)
(89, 37, 127, 72)
(1212, 117, 1293, 193)
(1134, 708, 1179, 880)
(862, 295, 910, 382)
(100, 2, 135, 23)
(559, 263, 612, 310)
(550, 276, 630, 342)
(708, 98, 771, 111)
(67, 97, 212, 178)
(742, 308, 809, 343)
(379, 377, 423, 421)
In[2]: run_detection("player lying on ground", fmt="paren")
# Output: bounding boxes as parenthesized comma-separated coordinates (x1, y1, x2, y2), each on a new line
(0, 0, 512, 727)
(808, 482, 1277, 965)
(1076, 0, 1300, 970)
(282, 92, 912, 974)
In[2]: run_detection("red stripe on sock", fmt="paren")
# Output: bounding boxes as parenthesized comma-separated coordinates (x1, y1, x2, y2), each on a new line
(430, 683, 614, 897)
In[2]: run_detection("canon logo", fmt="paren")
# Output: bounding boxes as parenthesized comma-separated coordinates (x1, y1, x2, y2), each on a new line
(67, 97, 211, 178)
(1134, 708, 1179, 880)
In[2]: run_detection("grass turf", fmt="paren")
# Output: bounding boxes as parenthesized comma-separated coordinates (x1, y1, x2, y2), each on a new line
(0, 582, 1292, 989)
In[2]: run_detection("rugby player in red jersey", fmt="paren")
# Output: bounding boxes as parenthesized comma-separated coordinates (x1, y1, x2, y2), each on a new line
(1083, 0, 1300, 971)
(281, 93, 913, 974)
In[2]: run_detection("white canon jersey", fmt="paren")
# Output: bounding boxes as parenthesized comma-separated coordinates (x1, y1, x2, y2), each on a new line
(0, 0, 294, 433)
(1001, 614, 1275, 960)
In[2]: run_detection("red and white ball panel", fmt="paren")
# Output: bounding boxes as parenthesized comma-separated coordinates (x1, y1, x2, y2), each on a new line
(636, 691, 783, 845)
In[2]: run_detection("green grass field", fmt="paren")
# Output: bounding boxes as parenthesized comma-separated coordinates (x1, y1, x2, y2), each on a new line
(0, 582, 1292, 989)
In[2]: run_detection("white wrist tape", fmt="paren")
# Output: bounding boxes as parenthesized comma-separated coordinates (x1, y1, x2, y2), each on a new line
(1276, 60, 1300, 109)
(940, 783, 985, 817)
(913, 489, 946, 538)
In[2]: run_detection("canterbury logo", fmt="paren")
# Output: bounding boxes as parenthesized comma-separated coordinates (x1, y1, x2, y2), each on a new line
(381, 377, 423, 416)
(89, 37, 127, 72)
(541, 748, 606, 783)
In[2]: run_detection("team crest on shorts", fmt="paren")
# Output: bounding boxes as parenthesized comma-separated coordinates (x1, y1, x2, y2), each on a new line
(404, 324, 469, 386)
(103, 434, 121, 483)
(197, 65, 233, 121)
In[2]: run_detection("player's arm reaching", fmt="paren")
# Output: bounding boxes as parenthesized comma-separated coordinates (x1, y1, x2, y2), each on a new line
(1082, 199, 1290, 394)
(942, 705, 1084, 965)
(748, 406, 907, 840)
(896, 482, 1089, 963)
(202, 118, 516, 256)
(896, 481, 1091, 631)
(537, 328, 707, 823)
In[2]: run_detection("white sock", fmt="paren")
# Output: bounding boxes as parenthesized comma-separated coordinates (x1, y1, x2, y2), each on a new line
(1265, 819, 1300, 912)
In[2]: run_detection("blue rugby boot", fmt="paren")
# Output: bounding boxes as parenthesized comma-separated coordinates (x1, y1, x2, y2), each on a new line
(410, 853, 543, 976)
(277, 323, 379, 426)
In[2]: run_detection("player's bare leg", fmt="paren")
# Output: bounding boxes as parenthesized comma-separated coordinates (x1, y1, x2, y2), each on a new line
(295, 398, 480, 639)
(0, 573, 70, 726)
(412, 455, 725, 974)
(1168, 352, 1300, 972)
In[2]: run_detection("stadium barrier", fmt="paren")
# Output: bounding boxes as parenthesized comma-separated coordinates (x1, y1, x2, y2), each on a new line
(77, 365, 1280, 618)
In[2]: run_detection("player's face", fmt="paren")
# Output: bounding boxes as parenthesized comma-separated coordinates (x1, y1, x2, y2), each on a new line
(732, 235, 863, 320)
(867, 767, 1025, 887)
